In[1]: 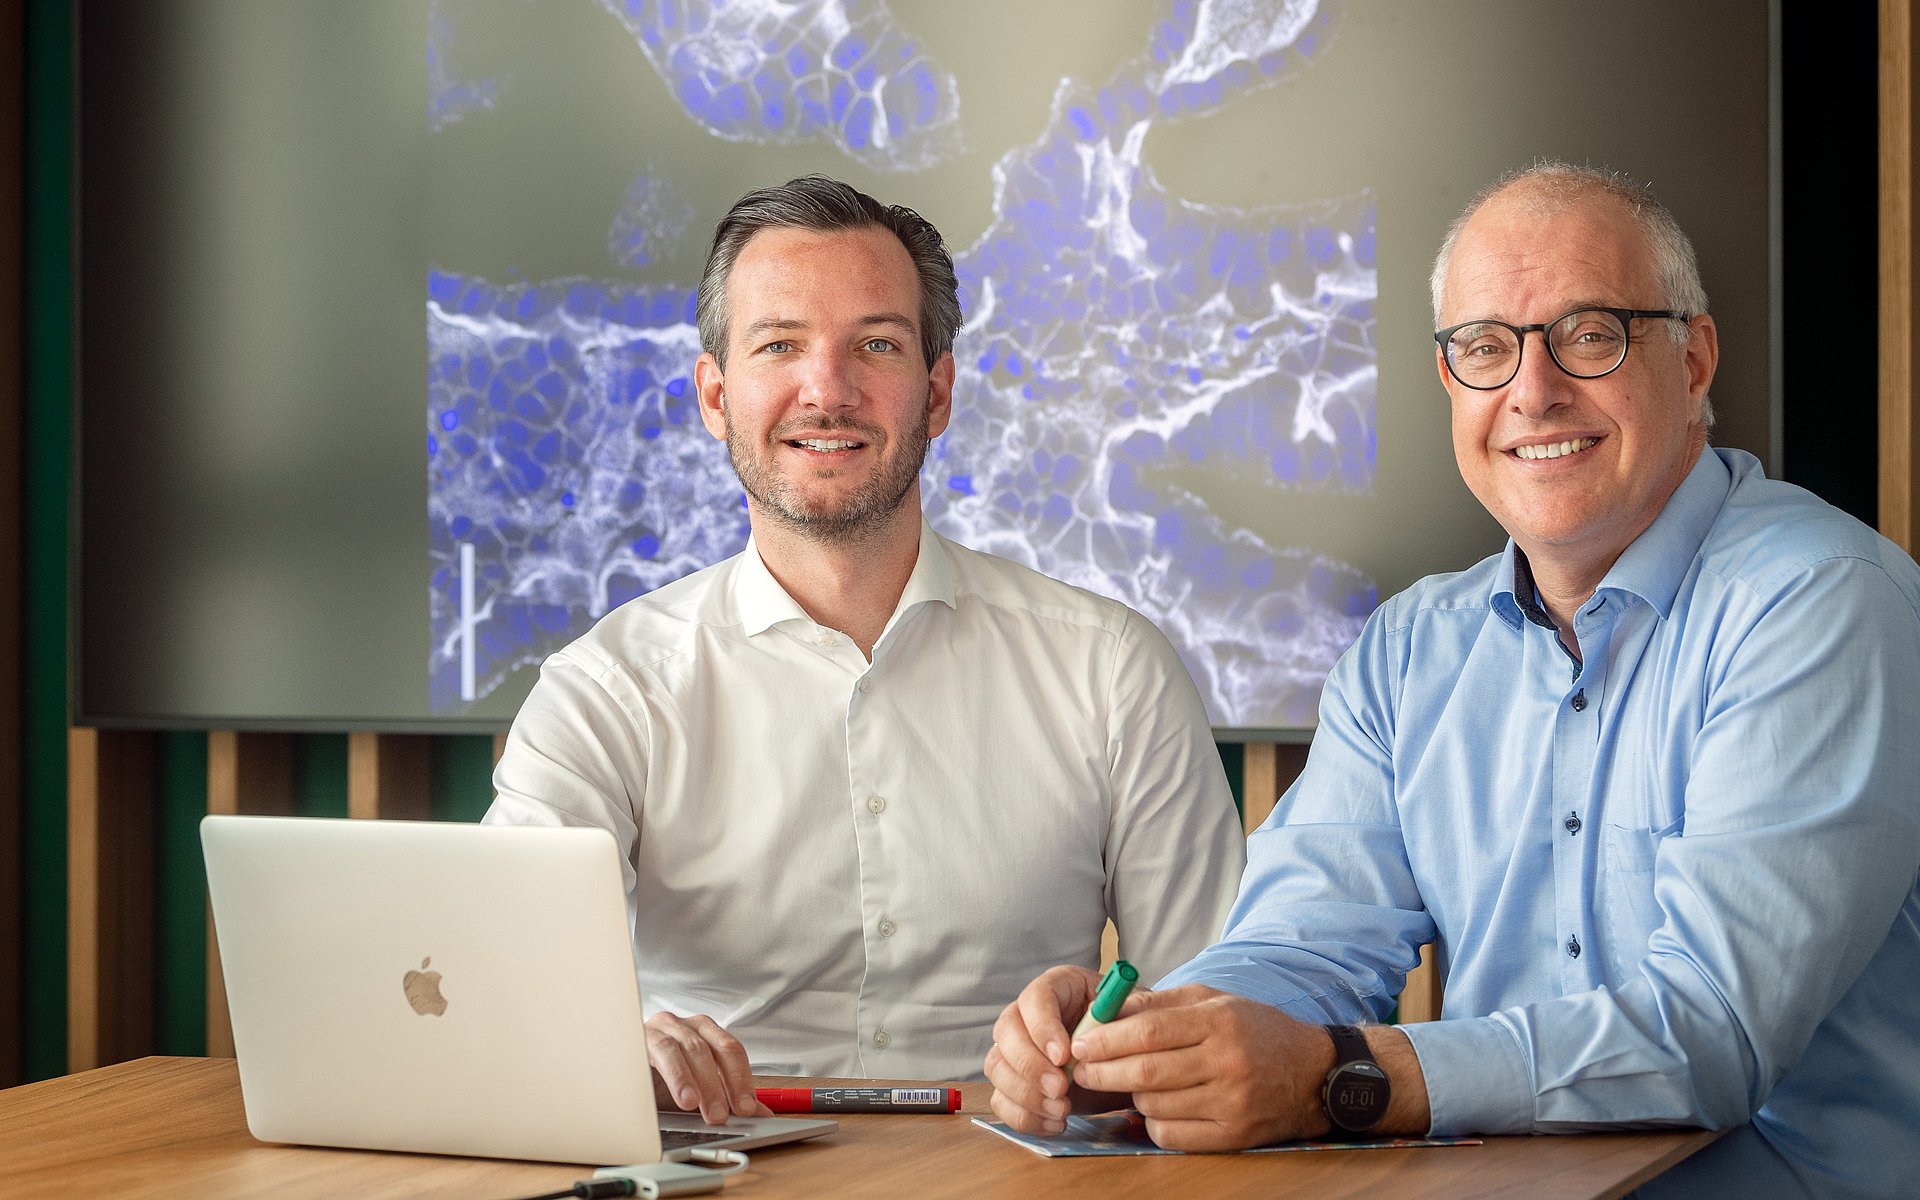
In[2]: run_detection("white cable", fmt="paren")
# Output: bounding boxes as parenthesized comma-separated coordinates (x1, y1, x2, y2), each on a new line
(592, 1148, 750, 1197)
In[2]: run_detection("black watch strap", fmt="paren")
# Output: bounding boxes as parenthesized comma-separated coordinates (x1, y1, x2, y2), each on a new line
(1327, 1024, 1373, 1069)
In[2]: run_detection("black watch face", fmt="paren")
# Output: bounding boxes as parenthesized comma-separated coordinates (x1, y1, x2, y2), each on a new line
(1325, 1061, 1390, 1132)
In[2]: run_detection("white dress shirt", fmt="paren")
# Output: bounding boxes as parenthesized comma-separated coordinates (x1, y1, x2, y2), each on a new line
(486, 520, 1243, 1080)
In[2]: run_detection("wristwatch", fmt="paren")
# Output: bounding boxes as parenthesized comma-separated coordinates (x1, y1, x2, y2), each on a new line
(1320, 1024, 1390, 1137)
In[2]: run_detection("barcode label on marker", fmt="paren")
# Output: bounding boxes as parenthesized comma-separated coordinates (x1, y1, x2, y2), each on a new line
(892, 1089, 943, 1104)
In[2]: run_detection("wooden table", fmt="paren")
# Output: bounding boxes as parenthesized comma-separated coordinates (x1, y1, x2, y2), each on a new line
(0, 1057, 1720, 1200)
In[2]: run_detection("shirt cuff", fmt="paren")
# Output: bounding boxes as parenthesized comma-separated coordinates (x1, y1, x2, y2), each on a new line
(1399, 1015, 1536, 1136)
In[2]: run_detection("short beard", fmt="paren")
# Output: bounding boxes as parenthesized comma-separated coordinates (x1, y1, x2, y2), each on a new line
(724, 401, 931, 544)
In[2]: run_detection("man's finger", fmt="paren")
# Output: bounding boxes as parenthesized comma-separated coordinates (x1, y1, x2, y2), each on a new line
(1014, 965, 1099, 1067)
(1072, 1040, 1213, 1097)
(1071, 994, 1213, 1064)
(985, 1039, 1070, 1125)
(989, 1005, 1071, 1105)
(686, 1014, 761, 1117)
(647, 1015, 732, 1124)
(988, 1076, 1066, 1137)
(646, 1033, 698, 1112)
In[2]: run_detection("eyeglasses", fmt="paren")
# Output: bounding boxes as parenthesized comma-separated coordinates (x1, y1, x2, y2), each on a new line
(1434, 306, 1687, 391)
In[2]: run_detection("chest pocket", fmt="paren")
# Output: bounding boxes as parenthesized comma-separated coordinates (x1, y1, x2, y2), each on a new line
(1598, 818, 1680, 981)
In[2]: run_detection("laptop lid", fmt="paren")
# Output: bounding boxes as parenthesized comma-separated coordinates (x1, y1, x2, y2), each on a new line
(202, 815, 834, 1165)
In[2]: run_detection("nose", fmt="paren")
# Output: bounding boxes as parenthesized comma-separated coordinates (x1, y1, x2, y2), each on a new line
(1502, 328, 1573, 420)
(797, 343, 859, 412)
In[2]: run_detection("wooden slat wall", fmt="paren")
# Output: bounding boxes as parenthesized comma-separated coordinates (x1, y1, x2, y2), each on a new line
(1237, 742, 1304, 836)
(1885, 0, 1920, 553)
(66, 729, 155, 1072)
(348, 732, 431, 820)
(203, 733, 294, 1057)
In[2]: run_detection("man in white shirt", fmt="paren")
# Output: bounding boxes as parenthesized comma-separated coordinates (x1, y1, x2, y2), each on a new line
(485, 175, 1243, 1124)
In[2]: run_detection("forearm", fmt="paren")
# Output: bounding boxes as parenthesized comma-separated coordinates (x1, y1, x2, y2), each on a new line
(1158, 817, 1434, 1023)
(1363, 1025, 1433, 1136)
(1263, 1022, 1433, 1140)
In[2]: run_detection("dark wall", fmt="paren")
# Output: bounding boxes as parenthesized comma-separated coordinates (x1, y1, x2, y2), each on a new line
(1781, 3, 1878, 522)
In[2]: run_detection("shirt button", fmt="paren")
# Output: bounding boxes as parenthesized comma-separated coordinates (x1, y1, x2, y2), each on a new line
(1566, 934, 1582, 959)
(1564, 811, 1582, 836)
(878, 919, 897, 938)
(1570, 690, 1588, 712)
(867, 795, 886, 814)
(872, 1030, 891, 1048)
(857, 677, 872, 694)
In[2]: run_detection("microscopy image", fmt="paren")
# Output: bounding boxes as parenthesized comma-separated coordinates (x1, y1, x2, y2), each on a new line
(426, 0, 1375, 727)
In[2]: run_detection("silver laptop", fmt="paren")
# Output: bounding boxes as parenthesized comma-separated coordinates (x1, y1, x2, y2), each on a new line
(202, 814, 836, 1165)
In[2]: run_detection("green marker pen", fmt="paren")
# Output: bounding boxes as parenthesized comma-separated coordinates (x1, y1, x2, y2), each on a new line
(1065, 959, 1138, 1069)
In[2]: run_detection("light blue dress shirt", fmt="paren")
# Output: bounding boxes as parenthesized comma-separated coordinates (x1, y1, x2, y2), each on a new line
(1163, 448, 1920, 1198)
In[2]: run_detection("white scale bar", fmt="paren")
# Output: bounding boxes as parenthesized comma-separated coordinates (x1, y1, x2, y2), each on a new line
(460, 541, 476, 702)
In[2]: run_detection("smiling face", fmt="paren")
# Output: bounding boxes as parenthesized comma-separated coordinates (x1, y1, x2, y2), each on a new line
(694, 224, 954, 543)
(1437, 187, 1718, 585)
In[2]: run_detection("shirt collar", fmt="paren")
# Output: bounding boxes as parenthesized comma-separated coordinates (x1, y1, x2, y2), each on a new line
(1491, 544, 1551, 631)
(732, 517, 959, 639)
(1596, 446, 1730, 620)
(1488, 446, 1733, 627)
(733, 536, 814, 637)
(891, 517, 960, 618)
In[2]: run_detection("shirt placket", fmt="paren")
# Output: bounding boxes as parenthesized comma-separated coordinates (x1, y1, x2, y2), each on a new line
(836, 634, 899, 1072)
(1551, 597, 1612, 994)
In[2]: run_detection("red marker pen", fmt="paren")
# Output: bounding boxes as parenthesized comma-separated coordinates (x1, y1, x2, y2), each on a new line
(755, 1086, 961, 1114)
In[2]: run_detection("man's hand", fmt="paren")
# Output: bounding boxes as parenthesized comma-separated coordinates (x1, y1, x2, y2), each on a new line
(984, 964, 1108, 1135)
(645, 1012, 773, 1124)
(1065, 984, 1336, 1150)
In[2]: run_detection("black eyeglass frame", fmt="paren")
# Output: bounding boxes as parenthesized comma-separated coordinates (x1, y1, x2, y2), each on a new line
(1433, 306, 1689, 391)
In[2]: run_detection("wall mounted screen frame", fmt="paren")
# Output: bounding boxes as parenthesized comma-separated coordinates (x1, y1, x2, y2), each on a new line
(74, 0, 1777, 734)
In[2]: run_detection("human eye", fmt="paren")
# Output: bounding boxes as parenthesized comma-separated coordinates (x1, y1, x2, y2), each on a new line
(1555, 311, 1625, 359)
(1565, 312, 1623, 343)
(862, 336, 899, 353)
(759, 339, 793, 355)
(1452, 324, 1512, 359)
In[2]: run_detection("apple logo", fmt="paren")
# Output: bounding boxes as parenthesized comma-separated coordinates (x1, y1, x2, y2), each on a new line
(402, 956, 448, 1016)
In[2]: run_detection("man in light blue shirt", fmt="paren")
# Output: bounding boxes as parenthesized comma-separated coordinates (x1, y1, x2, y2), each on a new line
(984, 162, 1920, 1198)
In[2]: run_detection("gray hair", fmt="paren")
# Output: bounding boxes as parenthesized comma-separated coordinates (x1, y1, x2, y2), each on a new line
(1430, 161, 1712, 425)
(695, 174, 962, 371)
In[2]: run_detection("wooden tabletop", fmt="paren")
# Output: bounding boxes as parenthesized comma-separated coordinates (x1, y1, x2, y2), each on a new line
(0, 1057, 1720, 1200)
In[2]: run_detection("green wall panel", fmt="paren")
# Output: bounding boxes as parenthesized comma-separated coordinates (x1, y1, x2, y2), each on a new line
(21, 0, 71, 1083)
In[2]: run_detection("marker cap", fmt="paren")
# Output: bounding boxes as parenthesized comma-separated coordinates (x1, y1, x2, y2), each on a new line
(1087, 960, 1139, 1024)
